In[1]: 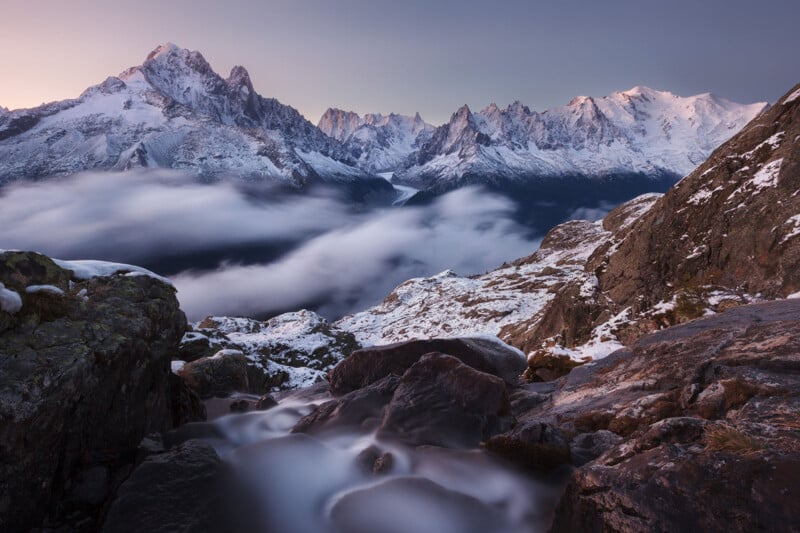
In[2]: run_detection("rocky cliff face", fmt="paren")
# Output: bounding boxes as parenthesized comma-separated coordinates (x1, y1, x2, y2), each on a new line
(0, 251, 199, 531)
(600, 82, 800, 308)
(522, 82, 800, 358)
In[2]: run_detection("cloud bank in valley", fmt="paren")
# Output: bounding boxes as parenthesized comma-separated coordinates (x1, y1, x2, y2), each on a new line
(0, 171, 540, 320)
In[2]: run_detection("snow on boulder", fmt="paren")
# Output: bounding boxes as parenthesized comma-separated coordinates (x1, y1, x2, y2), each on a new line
(0, 282, 22, 314)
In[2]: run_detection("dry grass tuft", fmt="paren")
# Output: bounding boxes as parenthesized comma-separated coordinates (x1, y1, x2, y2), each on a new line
(704, 424, 765, 455)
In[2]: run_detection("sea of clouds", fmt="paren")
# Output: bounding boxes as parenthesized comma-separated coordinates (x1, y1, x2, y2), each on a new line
(0, 170, 541, 320)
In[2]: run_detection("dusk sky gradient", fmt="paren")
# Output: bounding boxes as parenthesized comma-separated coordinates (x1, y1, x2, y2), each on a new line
(2, 0, 799, 124)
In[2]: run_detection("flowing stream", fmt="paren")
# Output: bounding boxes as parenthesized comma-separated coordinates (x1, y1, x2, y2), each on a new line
(175, 387, 566, 533)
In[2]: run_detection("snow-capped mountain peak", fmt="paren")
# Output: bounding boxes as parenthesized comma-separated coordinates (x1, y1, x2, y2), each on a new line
(318, 107, 435, 173)
(395, 86, 767, 189)
(0, 43, 393, 193)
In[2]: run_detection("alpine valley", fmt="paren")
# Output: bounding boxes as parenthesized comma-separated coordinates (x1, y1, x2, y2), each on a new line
(1, 43, 799, 533)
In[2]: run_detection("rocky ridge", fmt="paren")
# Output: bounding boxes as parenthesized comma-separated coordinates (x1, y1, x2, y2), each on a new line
(318, 109, 435, 173)
(394, 87, 766, 192)
(0, 251, 203, 531)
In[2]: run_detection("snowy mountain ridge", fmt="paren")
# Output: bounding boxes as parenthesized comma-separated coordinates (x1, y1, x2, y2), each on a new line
(0, 43, 386, 192)
(318, 108, 434, 173)
(393, 86, 768, 190)
(0, 43, 767, 197)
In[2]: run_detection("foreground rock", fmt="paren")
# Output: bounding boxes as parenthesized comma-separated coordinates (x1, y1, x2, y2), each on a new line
(544, 299, 800, 532)
(0, 251, 199, 531)
(295, 337, 522, 448)
(102, 440, 227, 533)
(380, 353, 512, 447)
(329, 336, 526, 394)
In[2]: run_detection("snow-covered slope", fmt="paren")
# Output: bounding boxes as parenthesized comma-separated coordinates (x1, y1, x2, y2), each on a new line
(318, 109, 434, 172)
(0, 44, 384, 190)
(181, 310, 360, 391)
(395, 87, 767, 190)
(335, 193, 660, 356)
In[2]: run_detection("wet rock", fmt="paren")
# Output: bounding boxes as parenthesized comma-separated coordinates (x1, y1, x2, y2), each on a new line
(177, 349, 249, 399)
(485, 421, 571, 472)
(568, 430, 623, 466)
(0, 251, 186, 532)
(292, 375, 400, 434)
(255, 393, 278, 410)
(379, 353, 512, 447)
(329, 336, 526, 394)
(102, 440, 227, 533)
(168, 372, 207, 426)
(355, 446, 395, 475)
(229, 399, 250, 413)
(547, 299, 800, 532)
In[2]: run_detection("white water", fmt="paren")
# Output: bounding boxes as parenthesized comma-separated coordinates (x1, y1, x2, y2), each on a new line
(186, 388, 564, 533)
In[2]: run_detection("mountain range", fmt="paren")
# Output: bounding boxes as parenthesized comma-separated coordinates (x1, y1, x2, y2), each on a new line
(0, 43, 767, 207)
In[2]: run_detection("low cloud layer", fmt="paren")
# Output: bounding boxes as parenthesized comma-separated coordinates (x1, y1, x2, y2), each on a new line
(0, 171, 540, 320)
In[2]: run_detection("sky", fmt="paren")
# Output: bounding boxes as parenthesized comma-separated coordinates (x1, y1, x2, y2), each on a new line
(1, 0, 799, 125)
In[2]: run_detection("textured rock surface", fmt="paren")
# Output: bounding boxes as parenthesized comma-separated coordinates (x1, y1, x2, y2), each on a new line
(0, 251, 188, 531)
(177, 349, 250, 399)
(329, 336, 526, 394)
(102, 440, 227, 533)
(600, 82, 800, 309)
(379, 353, 512, 447)
(295, 339, 522, 448)
(544, 299, 800, 532)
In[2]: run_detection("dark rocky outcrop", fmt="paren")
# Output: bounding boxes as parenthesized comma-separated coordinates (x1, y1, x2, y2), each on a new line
(545, 299, 800, 532)
(0, 251, 193, 531)
(379, 353, 512, 447)
(329, 337, 526, 394)
(177, 349, 250, 399)
(295, 340, 522, 448)
(292, 375, 400, 434)
(101, 440, 228, 533)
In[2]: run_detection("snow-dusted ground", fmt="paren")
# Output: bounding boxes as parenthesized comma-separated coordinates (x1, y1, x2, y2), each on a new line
(335, 193, 665, 363)
(183, 310, 358, 391)
(336, 218, 612, 350)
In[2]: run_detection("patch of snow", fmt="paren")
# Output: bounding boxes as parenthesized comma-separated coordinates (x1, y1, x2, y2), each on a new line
(0, 283, 23, 314)
(25, 285, 65, 296)
(171, 360, 186, 373)
(781, 214, 800, 244)
(53, 258, 172, 285)
(751, 158, 783, 190)
(783, 88, 800, 105)
(687, 186, 723, 205)
(191, 309, 354, 391)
